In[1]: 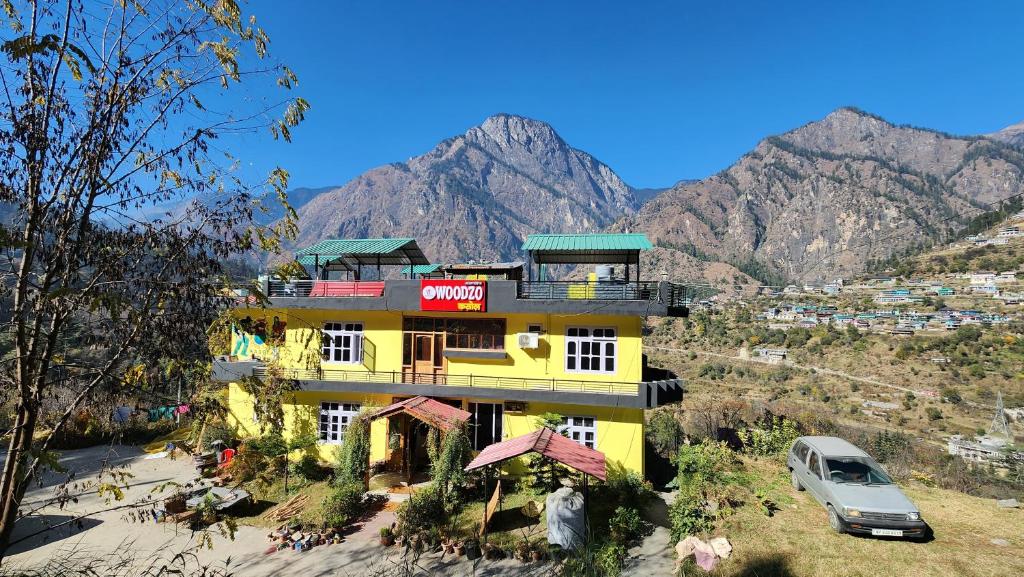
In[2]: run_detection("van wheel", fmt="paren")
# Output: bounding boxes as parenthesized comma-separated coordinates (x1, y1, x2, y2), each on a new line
(827, 505, 845, 534)
(790, 470, 803, 491)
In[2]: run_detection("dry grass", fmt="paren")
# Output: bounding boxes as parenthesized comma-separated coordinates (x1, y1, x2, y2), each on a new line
(693, 462, 1024, 577)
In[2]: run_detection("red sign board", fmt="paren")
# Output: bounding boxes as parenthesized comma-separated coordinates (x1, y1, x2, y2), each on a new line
(420, 279, 487, 312)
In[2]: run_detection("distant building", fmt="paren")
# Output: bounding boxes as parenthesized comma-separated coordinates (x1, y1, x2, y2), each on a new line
(970, 272, 997, 286)
(997, 226, 1022, 238)
(947, 435, 1008, 464)
(752, 347, 787, 364)
(995, 271, 1017, 284)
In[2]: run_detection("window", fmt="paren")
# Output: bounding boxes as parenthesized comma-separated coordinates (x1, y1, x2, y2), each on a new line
(322, 322, 363, 363)
(445, 319, 506, 350)
(468, 402, 503, 451)
(319, 402, 361, 444)
(807, 451, 823, 479)
(565, 327, 617, 373)
(527, 324, 543, 334)
(560, 415, 597, 449)
(793, 441, 809, 463)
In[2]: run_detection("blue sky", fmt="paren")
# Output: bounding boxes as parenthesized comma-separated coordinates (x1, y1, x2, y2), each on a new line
(240, 0, 1024, 190)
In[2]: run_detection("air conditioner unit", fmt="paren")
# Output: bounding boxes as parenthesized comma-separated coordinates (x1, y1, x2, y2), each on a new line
(517, 332, 539, 349)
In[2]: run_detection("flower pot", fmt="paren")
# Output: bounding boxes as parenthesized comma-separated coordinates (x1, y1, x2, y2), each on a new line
(531, 550, 544, 562)
(380, 535, 394, 547)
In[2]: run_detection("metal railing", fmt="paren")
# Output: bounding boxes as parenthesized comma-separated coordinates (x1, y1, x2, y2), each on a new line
(252, 365, 641, 396)
(517, 280, 661, 301)
(267, 280, 384, 298)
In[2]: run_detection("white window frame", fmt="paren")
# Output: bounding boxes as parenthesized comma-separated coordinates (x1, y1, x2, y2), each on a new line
(468, 402, 503, 451)
(322, 321, 364, 364)
(565, 327, 617, 374)
(319, 401, 361, 445)
(560, 415, 597, 449)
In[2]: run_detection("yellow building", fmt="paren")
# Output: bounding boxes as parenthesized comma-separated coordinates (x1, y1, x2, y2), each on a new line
(215, 235, 686, 478)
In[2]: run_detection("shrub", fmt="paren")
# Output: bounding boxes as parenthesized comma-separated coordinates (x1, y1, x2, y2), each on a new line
(334, 410, 373, 486)
(431, 426, 472, 509)
(604, 467, 654, 506)
(321, 481, 368, 529)
(594, 543, 627, 576)
(676, 440, 736, 496)
(290, 453, 328, 482)
(668, 497, 714, 541)
(926, 407, 943, 421)
(646, 409, 684, 459)
(739, 413, 800, 457)
(396, 483, 446, 535)
(608, 506, 652, 546)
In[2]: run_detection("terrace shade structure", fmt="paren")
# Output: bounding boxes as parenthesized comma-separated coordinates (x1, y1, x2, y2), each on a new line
(296, 238, 430, 280)
(521, 233, 653, 284)
(400, 263, 443, 279)
(464, 428, 606, 539)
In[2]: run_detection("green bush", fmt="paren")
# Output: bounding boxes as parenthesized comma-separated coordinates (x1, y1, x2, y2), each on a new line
(334, 410, 373, 486)
(646, 409, 684, 459)
(396, 482, 446, 535)
(290, 453, 328, 482)
(668, 497, 714, 541)
(594, 543, 627, 576)
(676, 440, 736, 495)
(321, 481, 367, 528)
(604, 467, 654, 506)
(926, 407, 943, 421)
(739, 414, 800, 457)
(609, 506, 652, 546)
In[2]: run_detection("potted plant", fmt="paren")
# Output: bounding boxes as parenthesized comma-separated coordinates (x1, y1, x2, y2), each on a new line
(453, 540, 465, 556)
(530, 546, 545, 562)
(514, 539, 531, 562)
(379, 526, 395, 547)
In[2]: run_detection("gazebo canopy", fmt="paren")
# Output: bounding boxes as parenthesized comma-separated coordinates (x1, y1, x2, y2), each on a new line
(522, 233, 652, 265)
(465, 428, 606, 481)
(296, 238, 430, 273)
(371, 396, 470, 431)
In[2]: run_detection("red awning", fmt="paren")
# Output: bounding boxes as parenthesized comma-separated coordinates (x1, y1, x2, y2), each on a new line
(371, 396, 470, 431)
(464, 428, 607, 481)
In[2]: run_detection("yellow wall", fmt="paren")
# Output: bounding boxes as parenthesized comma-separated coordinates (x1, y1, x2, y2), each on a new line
(224, 384, 644, 475)
(230, 308, 643, 384)
(224, 305, 647, 475)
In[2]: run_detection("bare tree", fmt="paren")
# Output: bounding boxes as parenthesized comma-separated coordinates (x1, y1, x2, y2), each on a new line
(0, 0, 307, 559)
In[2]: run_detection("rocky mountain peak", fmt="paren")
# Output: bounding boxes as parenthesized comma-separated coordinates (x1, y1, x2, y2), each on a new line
(466, 113, 567, 154)
(989, 120, 1024, 147)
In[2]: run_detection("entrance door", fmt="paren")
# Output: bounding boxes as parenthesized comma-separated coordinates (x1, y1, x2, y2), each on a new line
(412, 334, 436, 383)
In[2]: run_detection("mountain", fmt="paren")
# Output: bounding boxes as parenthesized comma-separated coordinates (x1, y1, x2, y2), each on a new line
(989, 121, 1024, 148)
(616, 107, 1024, 282)
(289, 114, 637, 263)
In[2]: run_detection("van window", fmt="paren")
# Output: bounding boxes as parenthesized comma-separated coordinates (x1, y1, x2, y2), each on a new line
(793, 441, 810, 463)
(807, 451, 823, 479)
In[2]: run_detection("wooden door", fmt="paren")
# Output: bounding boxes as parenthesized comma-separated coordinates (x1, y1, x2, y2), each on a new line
(412, 334, 435, 383)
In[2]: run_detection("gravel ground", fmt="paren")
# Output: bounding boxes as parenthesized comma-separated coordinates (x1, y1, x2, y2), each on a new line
(3, 445, 672, 576)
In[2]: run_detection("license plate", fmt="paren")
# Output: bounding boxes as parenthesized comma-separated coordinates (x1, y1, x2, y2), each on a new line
(871, 529, 903, 537)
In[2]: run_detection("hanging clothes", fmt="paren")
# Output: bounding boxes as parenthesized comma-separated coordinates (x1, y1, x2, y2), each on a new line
(147, 408, 160, 422)
(175, 404, 191, 416)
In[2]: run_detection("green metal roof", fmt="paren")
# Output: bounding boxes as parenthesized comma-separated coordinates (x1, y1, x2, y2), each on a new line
(295, 238, 429, 269)
(522, 233, 653, 252)
(401, 264, 441, 275)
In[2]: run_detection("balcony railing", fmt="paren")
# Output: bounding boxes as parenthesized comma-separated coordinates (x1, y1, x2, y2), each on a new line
(268, 280, 384, 298)
(265, 278, 691, 307)
(518, 280, 692, 306)
(252, 366, 640, 396)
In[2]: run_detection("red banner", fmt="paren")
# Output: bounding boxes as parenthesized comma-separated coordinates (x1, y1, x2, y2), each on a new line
(420, 279, 487, 312)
